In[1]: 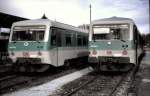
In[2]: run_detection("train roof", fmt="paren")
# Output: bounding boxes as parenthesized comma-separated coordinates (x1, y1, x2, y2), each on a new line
(92, 16, 134, 25)
(12, 19, 88, 33)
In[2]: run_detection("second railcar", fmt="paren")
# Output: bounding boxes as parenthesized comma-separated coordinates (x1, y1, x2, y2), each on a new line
(88, 17, 144, 72)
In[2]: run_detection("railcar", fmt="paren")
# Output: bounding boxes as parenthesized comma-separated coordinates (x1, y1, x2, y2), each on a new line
(88, 17, 144, 72)
(8, 19, 88, 72)
(0, 32, 10, 64)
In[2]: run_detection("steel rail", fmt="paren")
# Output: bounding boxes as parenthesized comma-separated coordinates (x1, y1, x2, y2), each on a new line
(64, 71, 134, 96)
(0, 75, 17, 82)
(109, 73, 127, 96)
(65, 76, 98, 96)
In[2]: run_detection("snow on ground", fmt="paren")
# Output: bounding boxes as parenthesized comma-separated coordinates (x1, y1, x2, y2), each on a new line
(142, 79, 150, 83)
(2, 67, 93, 96)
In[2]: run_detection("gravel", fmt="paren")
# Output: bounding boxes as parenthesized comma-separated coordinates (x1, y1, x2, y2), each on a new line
(1, 64, 88, 95)
(51, 72, 126, 96)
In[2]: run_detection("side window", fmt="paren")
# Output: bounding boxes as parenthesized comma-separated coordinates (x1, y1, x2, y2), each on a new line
(57, 29, 62, 46)
(83, 36, 87, 46)
(65, 34, 72, 46)
(77, 35, 82, 46)
(51, 28, 56, 46)
(51, 28, 62, 46)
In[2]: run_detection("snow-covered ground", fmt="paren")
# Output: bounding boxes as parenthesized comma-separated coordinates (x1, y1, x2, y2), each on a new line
(2, 67, 93, 96)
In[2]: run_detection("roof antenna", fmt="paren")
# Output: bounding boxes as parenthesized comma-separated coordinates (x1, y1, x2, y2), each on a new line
(42, 14, 48, 19)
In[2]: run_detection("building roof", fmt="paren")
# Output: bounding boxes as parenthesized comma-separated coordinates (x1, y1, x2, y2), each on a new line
(0, 12, 28, 28)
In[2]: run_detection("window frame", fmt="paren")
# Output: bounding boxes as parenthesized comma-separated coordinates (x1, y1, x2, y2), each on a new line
(11, 25, 46, 42)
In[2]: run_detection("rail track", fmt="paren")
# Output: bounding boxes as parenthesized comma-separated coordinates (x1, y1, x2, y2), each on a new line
(0, 75, 17, 82)
(53, 66, 137, 96)
(0, 74, 31, 94)
(0, 64, 89, 95)
(63, 74, 126, 96)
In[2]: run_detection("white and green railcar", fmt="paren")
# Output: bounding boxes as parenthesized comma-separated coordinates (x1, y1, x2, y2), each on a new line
(88, 17, 144, 72)
(8, 19, 88, 72)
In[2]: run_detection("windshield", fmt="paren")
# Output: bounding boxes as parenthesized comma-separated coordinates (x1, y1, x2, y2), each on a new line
(92, 24, 129, 40)
(11, 26, 46, 41)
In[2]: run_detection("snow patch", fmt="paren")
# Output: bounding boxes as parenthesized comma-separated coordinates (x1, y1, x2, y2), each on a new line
(142, 79, 150, 83)
(3, 67, 93, 96)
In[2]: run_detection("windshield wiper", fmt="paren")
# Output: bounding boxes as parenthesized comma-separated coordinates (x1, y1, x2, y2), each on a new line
(120, 39, 126, 42)
(113, 37, 126, 42)
(12, 41, 17, 43)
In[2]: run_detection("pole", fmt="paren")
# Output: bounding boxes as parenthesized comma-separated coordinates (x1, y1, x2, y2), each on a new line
(90, 4, 91, 26)
(89, 4, 92, 41)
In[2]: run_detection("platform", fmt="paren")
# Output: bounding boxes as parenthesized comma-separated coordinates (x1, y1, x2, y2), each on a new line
(138, 51, 150, 96)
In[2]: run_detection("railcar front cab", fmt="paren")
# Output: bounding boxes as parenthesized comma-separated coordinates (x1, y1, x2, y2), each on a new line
(9, 25, 46, 63)
(8, 21, 88, 72)
(8, 24, 50, 72)
(88, 22, 138, 71)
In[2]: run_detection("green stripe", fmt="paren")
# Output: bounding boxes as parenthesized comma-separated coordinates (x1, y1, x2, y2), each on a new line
(8, 41, 88, 51)
(51, 46, 88, 50)
(89, 40, 135, 50)
(8, 42, 49, 51)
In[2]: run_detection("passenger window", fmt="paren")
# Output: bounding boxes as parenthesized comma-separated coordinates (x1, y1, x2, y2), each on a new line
(83, 37, 87, 46)
(56, 29, 62, 46)
(51, 28, 62, 46)
(51, 28, 56, 46)
(77, 35, 82, 46)
(65, 34, 72, 46)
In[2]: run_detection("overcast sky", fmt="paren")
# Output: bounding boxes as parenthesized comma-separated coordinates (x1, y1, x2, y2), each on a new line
(0, 0, 149, 34)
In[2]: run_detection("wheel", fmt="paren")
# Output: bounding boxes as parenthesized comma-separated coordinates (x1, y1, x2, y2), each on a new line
(64, 60, 70, 67)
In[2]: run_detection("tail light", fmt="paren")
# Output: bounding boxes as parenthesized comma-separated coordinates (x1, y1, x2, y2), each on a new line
(106, 50, 112, 55)
(122, 50, 128, 55)
(38, 51, 42, 56)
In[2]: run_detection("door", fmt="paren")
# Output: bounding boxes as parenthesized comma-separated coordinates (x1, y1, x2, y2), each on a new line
(51, 27, 62, 67)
